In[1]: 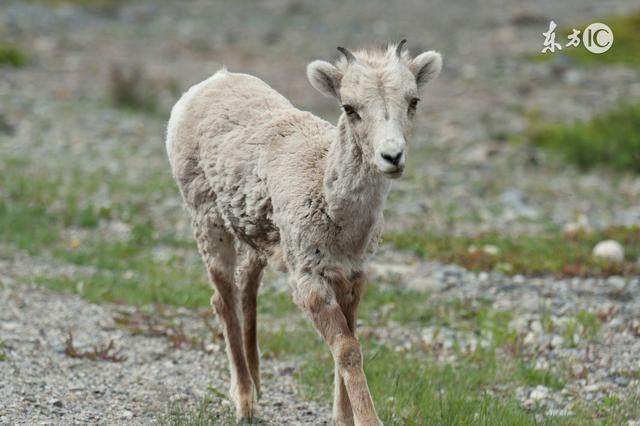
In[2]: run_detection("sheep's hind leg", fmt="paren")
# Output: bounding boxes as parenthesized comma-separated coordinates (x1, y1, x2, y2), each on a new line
(196, 222, 255, 420)
(295, 270, 380, 426)
(236, 248, 266, 399)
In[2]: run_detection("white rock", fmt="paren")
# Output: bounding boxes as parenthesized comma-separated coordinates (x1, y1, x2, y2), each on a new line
(550, 335, 564, 348)
(592, 240, 625, 263)
(530, 320, 543, 334)
(406, 277, 441, 292)
(482, 244, 500, 256)
(530, 385, 549, 400)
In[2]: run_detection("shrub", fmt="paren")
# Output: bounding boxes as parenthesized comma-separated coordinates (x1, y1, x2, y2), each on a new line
(527, 101, 640, 173)
(0, 43, 28, 68)
(108, 64, 159, 112)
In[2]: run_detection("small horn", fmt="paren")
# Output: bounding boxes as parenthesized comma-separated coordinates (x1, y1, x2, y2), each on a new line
(337, 46, 356, 63)
(395, 39, 407, 58)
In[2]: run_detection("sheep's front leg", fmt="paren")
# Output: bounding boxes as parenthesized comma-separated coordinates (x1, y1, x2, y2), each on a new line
(296, 272, 380, 426)
(333, 271, 366, 425)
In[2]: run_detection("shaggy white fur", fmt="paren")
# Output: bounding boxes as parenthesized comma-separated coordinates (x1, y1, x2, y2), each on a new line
(166, 42, 442, 424)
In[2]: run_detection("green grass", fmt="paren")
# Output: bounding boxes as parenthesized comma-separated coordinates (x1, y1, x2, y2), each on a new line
(161, 390, 236, 426)
(518, 362, 564, 390)
(386, 226, 640, 277)
(565, 11, 640, 68)
(0, 339, 7, 362)
(298, 341, 540, 425)
(2, 144, 637, 423)
(28, 0, 126, 13)
(0, 43, 28, 68)
(525, 101, 640, 174)
(532, 11, 640, 69)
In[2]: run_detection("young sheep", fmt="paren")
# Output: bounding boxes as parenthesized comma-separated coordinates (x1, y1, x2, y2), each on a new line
(166, 41, 442, 425)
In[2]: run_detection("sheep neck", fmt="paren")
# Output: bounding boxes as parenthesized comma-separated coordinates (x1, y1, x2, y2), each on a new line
(322, 115, 390, 233)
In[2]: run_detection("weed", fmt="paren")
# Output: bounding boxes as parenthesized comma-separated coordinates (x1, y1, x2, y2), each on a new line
(565, 11, 640, 68)
(109, 64, 160, 113)
(0, 339, 7, 361)
(526, 101, 640, 174)
(161, 393, 236, 426)
(64, 331, 127, 362)
(28, 0, 126, 15)
(113, 307, 222, 352)
(518, 362, 565, 390)
(0, 43, 28, 68)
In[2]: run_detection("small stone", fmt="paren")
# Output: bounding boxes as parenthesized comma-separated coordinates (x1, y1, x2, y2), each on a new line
(482, 244, 500, 256)
(530, 385, 549, 401)
(608, 276, 626, 291)
(592, 240, 625, 263)
(169, 393, 189, 403)
(120, 410, 133, 420)
(614, 376, 630, 387)
(530, 320, 543, 334)
(48, 398, 63, 408)
(550, 335, 564, 348)
(571, 364, 587, 379)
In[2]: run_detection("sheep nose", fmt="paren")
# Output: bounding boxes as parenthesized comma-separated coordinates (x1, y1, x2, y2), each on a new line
(380, 150, 403, 166)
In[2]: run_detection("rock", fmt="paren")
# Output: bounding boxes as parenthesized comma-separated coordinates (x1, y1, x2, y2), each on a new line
(48, 398, 63, 408)
(571, 364, 587, 379)
(614, 376, 630, 387)
(563, 214, 590, 235)
(592, 240, 625, 263)
(550, 335, 564, 348)
(482, 244, 500, 256)
(530, 385, 549, 401)
(406, 277, 441, 292)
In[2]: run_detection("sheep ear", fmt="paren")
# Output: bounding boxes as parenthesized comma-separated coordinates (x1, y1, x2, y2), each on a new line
(307, 60, 342, 99)
(411, 51, 442, 88)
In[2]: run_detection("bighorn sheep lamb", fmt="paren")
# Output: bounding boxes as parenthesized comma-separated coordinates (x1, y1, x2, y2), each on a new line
(166, 40, 442, 424)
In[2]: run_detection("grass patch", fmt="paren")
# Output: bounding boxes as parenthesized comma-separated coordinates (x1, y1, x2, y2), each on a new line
(532, 10, 640, 69)
(386, 226, 640, 277)
(0, 43, 28, 68)
(566, 11, 640, 68)
(161, 390, 235, 426)
(525, 101, 640, 174)
(297, 339, 539, 425)
(518, 362, 565, 390)
(259, 324, 323, 359)
(0, 339, 7, 361)
(109, 65, 161, 113)
(28, 0, 126, 14)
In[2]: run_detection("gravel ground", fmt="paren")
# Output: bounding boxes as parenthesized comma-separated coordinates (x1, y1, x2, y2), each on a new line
(1, 248, 639, 423)
(369, 247, 640, 417)
(0, 282, 330, 425)
(1, 0, 639, 235)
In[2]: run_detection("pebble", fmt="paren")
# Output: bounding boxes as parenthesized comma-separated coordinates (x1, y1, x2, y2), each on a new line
(593, 240, 625, 263)
(530, 386, 549, 401)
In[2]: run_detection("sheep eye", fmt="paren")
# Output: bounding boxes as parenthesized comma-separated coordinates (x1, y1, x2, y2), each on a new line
(342, 104, 359, 118)
(408, 97, 420, 112)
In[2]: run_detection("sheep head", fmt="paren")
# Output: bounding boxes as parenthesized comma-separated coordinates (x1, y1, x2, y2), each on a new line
(307, 41, 442, 178)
